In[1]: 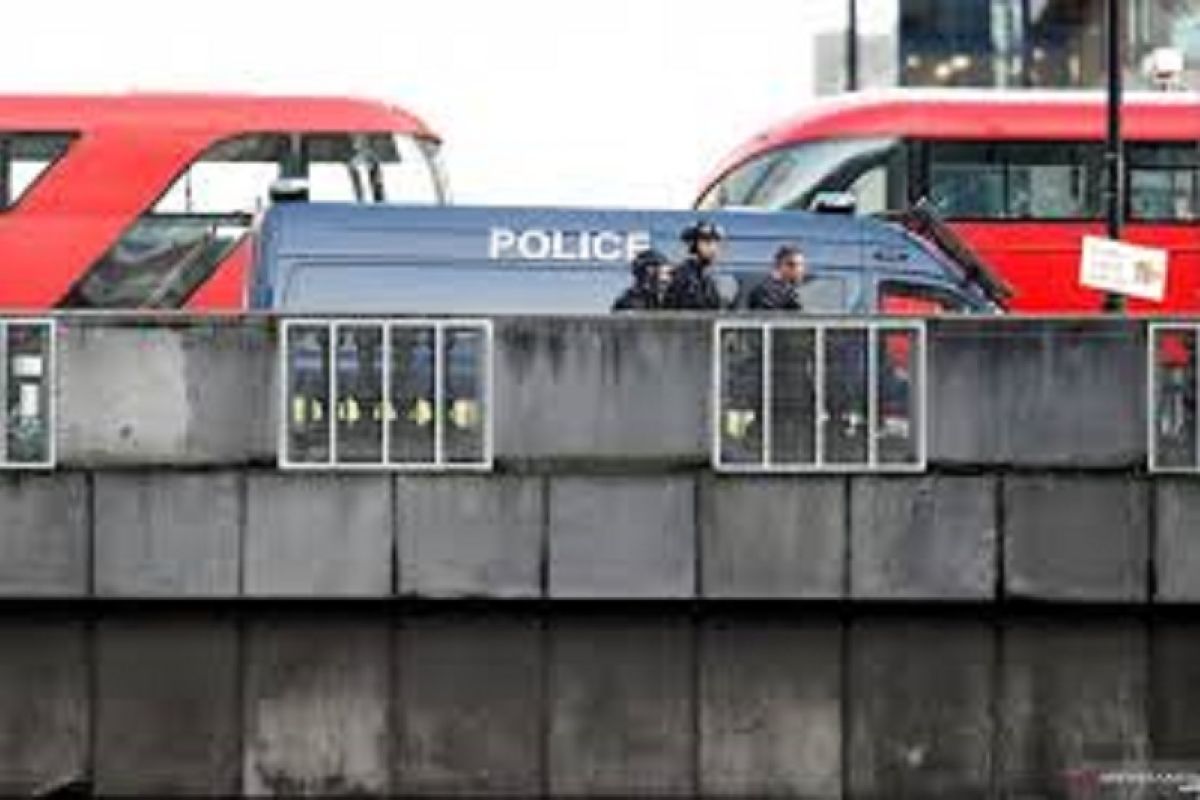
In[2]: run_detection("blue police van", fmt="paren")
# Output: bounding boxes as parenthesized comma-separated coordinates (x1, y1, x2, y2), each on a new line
(250, 201, 1010, 314)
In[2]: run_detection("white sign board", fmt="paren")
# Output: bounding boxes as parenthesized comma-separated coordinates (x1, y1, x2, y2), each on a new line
(1080, 235, 1169, 302)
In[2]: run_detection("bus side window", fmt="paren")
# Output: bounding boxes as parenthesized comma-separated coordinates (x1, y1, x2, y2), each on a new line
(304, 135, 364, 203)
(927, 141, 1099, 220)
(879, 281, 967, 315)
(66, 134, 290, 309)
(154, 134, 289, 216)
(1128, 143, 1200, 222)
(0, 133, 74, 210)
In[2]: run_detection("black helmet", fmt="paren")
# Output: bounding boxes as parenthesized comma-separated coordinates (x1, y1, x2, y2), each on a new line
(631, 248, 668, 273)
(680, 220, 724, 243)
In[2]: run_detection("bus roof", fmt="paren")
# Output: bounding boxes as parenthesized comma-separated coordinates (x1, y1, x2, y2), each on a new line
(704, 88, 1200, 195)
(0, 93, 438, 140)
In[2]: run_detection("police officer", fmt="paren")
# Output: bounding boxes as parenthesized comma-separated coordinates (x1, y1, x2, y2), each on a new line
(613, 248, 672, 311)
(665, 220, 725, 310)
(748, 244, 807, 311)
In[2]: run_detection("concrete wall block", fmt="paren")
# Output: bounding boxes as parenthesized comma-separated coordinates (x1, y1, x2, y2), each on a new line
(59, 321, 273, 466)
(94, 471, 241, 597)
(549, 476, 695, 599)
(1150, 622, 1200, 760)
(1000, 618, 1148, 798)
(244, 615, 391, 797)
(0, 473, 88, 597)
(700, 616, 842, 798)
(851, 475, 996, 601)
(0, 617, 87, 797)
(494, 318, 710, 461)
(549, 615, 694, 797)
(701, 476, 845, 599)
(1154, 479, 1200, 603)
(1004, 476, 1149, 602)
(396, 613, 543, 796)
(396, 476, 542, 598)
(95, 615, 240, 796)
(929, 320, 1145, 467)
(245, 473, 392, 597)
(179, 321, 276, 463)
(848, 617, 995, 799)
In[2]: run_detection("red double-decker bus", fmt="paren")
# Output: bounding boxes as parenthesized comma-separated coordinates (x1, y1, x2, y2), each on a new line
(697, 90, 1200, 312)
(0, 94, 446, 310)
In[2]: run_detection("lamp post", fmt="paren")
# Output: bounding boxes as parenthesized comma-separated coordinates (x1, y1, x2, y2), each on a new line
(1102, 0, 1126, 313)
(848, 0, 859, 91)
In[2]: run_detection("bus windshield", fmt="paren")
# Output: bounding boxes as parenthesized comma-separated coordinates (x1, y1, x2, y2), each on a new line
(699, 137, 902, 213)
(306, 133, 449, 205)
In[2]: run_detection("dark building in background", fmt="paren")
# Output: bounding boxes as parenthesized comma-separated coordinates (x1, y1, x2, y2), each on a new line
(817, 0, 1200, 93)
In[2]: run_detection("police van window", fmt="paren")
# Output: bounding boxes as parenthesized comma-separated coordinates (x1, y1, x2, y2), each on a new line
(698, 138, 902, 211)
(0, 133, 74, 210)
(927, 141, 1100, 220)
(879, 281, 969, 315)
(154, 134, 289, 215)
(797, 274, 852, 313)
(1128, 143, 1199, 222)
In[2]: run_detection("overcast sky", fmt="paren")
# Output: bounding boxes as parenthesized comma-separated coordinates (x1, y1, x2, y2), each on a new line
(3, 0, 851, 206)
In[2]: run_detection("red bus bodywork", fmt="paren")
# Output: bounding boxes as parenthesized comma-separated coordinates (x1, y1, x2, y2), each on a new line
(0, 94, 439, 310)
(699, 90, 1200, 313)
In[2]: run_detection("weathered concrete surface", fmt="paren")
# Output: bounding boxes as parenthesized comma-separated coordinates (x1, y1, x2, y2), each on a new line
(396, 476, 542, 598)
(700, 616, 842, 798)
(0, 474, 88, 596)
(0, 617, 87, 797)
(494, 318, 709, 461)
(851, 476, 996, 600)
(32, 315, 1159, 471)
(549, 615, 694, 797)
(58, 320, 274, 466)
(244, 615, 390, 797)
(1150, 621, 1200, 761)
(999, 617, 1148, 799)
(95, 615, 239, 797)
(549, 476, 695, 599)
(244, 474, 392, 597)
(700, 477, 845, 599)
(1004, 476, 1149, 602)
(1154, 480, 1200, 603)
(847, 617, 994, 799)
(396, 613, 543, 796)
(929, 320, 1145, 467)
(94, 471, 241, 597)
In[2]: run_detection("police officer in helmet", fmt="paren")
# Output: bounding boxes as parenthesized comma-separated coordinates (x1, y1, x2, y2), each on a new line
(613, 248, 672, 311)
(665, 220, 725, 310)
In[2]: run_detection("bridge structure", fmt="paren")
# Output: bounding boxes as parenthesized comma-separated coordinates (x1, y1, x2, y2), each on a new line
(0, 314, 1198, 798)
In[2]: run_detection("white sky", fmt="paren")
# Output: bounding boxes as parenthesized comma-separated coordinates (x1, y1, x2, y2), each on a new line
(2, 0, 852, 207)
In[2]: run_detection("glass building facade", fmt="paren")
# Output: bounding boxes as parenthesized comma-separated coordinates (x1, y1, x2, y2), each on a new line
(818, 0, 1200, 92)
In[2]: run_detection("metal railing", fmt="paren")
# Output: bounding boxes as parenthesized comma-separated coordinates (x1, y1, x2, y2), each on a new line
(1149, 323, 1200, 473)
(0, 319, 55, 470)
(712, 320, 926, 473)
(279, 319, 493, 471)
